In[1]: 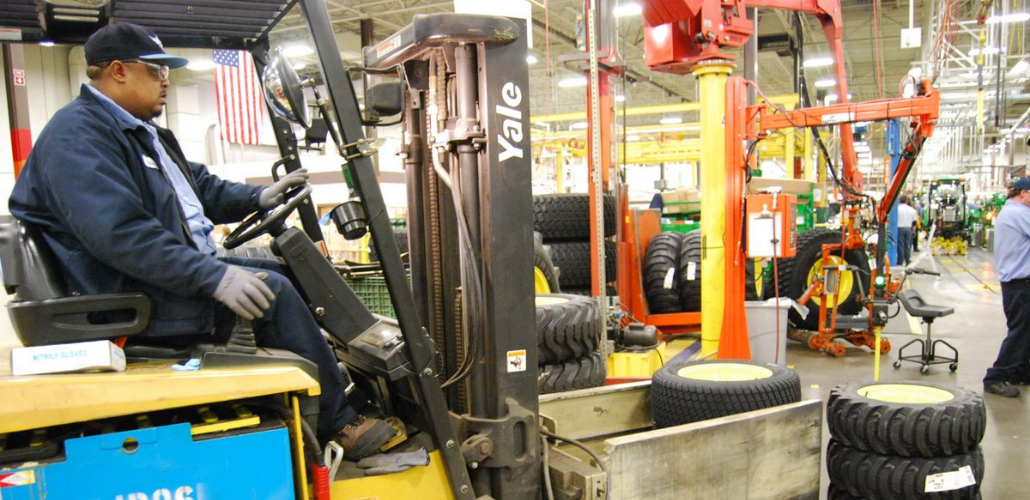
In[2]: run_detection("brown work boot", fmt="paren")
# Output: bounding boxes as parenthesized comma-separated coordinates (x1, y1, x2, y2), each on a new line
(334, 415, 396, 460)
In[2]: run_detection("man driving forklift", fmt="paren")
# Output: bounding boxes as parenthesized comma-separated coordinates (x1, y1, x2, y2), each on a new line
(7, 22, 394, 460)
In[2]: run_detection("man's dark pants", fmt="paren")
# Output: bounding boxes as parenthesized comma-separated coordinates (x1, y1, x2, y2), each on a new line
(897, 227, 913, 266)
(215, 256, 356, 440)
(985, 278, 1030, 385)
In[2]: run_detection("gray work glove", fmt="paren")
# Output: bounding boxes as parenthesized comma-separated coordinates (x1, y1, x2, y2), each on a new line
(356, 448, 430, 476)
(258, 168, 309, 210)
(213, 266, 275, 320)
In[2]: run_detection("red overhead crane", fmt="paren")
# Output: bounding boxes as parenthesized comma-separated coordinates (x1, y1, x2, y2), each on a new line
(637, 0, 940, 359)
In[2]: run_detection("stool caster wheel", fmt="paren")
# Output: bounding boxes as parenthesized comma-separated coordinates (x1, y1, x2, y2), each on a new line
(893, 360, 902, 369)
(949, 363, 958, 372)
(920, 364, 930, 374)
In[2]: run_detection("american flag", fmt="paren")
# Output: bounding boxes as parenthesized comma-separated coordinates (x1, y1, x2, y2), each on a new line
(214, 49, 264, 145)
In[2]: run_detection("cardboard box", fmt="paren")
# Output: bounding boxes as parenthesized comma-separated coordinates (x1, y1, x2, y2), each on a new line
(748, 177, 813, 196)
(11, 340, 126, 376)
(661, 188, 701, 214)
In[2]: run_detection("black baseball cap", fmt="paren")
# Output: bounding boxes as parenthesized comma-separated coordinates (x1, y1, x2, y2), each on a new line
(84, 23, 188, 69)
(1012, 177, 1030, 191)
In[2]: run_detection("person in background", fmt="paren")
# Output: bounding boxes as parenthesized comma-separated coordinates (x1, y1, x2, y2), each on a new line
(8, 22, 395, 457)
(982, 177, 1030, 397)
(895, 194, 918, 266)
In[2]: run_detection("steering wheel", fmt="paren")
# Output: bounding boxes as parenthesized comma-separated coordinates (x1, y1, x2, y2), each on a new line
(224, 184, 312, 249)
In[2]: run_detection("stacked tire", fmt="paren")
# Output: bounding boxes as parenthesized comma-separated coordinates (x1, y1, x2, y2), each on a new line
(650, 359, 801, 428)
(826, 381, 986, 499)
(535, 294, 606, 394)
(642, 230, 762, 313)
(533, 194, 616, 296)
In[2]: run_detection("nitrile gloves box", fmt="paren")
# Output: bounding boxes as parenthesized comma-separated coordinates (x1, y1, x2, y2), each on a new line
(10, 340, 126, 376)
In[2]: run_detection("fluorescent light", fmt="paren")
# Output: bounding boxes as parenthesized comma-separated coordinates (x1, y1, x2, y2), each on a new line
(803, 57, 833, 68)
(854, 141, 869, 147)
(282, 45, 314, 58)
(558, 76, 588, 88)
(969, 47, 1001, 56)
(293, 62, 307, 71)
(526, 54, 538, 64)
(825, 94, 839, 102)
(39, 40, 55, 47)
(986, 12, 1030, 24)
(613, 3, 642, 17)
(855, 146, 871, 153)
(1016, 127, 1030, 133)
(627, 135, 641, 142)
(571, 121, 588, 130)
(815, 78, 836, 88)
(659, 116, 683, 125)
(187, 60, 216, 71)
(615, 94, 626, 102)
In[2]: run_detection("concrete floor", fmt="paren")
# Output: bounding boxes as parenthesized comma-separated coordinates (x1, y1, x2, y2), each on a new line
(788, 247, 1028, 500)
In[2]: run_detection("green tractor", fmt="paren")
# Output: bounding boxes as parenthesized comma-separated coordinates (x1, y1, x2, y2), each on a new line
(923, 178, 969, 254)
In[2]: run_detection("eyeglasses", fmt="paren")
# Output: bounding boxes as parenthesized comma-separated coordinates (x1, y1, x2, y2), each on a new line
(125, 60, 169, 80)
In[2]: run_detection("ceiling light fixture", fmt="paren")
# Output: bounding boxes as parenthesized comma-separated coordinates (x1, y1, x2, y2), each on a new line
(803, 57, 833, 68)
(526, 54, 538, 64)
(613, 3, 643, 17)
(815, 78, 836, 88)
(659, 116, 683, 125)
(969, 46, 1002, 56)
(282, 45, 314, 58)
(571, 121, 588, 130)
(558, 76, 588, 88)
(615, 94, 626, 102)
(986, 12, 1030, 24)
(187, 60, 217, 71)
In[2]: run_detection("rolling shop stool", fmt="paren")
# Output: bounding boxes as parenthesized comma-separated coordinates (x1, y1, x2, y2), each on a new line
(894, 289, 958, 374)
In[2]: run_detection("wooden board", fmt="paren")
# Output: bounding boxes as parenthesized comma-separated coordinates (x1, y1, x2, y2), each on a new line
(604, 400, 822, 500)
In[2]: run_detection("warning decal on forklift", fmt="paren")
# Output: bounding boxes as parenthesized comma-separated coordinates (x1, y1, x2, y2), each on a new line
(376, 35, 401, 58)
(0, 470, 36, 488)
(507, 350, 527, 372)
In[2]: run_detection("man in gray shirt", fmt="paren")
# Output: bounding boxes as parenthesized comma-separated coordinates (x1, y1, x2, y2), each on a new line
(983, 177, 1030, 397)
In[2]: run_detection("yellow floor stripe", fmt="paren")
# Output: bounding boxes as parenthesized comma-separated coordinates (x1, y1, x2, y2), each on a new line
(906, 314, 923, 336)
(943, 266, 965, 272)
(966, 283, 999, 292)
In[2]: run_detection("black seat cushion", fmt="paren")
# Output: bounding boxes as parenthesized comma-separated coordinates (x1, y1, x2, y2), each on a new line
(898, 289, 954, 319)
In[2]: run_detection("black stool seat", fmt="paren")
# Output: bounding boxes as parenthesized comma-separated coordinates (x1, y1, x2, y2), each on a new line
(894, 288, 958, 374)
(898, 289, 954, 319)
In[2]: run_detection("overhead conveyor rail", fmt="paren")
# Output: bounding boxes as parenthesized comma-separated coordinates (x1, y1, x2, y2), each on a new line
(0, 0, 295, 48)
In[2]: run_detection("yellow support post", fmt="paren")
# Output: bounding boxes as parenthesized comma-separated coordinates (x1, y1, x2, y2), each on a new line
(694, 61, 734, 356)
(555, 149, 564, 193)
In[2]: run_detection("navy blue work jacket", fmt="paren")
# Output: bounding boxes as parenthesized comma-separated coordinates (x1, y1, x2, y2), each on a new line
(9, 85, 264, 337)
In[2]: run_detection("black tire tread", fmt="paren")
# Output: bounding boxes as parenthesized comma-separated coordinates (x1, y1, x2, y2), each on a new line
(534, 231, 561, 293)
(533, 193, 616, 240)
(549, 241, 617, 288)
(827, 382, 986, 458)
(643, 232, 683, 313)
(827, 440, 984, 500)
(535, 294, 602, 365)
(650, 360, 802, 428)
(538, 352, 607, 394)
(677, 230, 703, 312)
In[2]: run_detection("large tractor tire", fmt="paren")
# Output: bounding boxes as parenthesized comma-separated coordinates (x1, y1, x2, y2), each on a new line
(745, 258, 763, 301)
(827, 440, 984, 500)
(538, 351, 606, 395)
(533, 193, 616, 240)
(534, 231, 561, 294)
(535, 294, 601, 365)
(650, 360, 801, 428)
(549, 241, 617, 289)
(827, 382, 985, 458)
(677, 230, 702, 312)
(643, 232, 683, 314)
(774, 228, 870, 330)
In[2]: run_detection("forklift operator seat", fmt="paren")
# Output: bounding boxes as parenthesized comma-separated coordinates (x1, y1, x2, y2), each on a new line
(0, 220, 152, 347)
